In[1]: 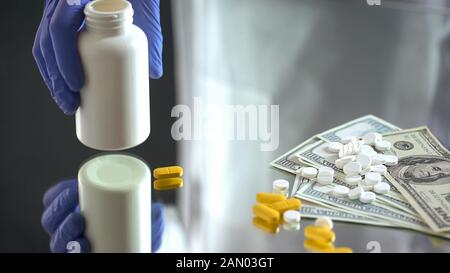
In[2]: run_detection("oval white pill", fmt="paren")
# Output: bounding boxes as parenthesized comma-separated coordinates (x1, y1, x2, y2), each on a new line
(315, 217, 333, 229)
(317, 175, 333, 185)
(384, 155, 398, 166)
(375, 140, 391, 151)
(356, 154, 372, 169)
(362, 132, 382, 146)
(283, 210, 301, 224)
(344, 175, 362, 186)
(348, 187, 364, 200)
(371, 154, 386, 165)
(335, 156, 355, 169)
(343, 161, 362, 175)
(364, 172, 381, 185)
(370, 164, 387, 175)
(341, 136, 357, 144)
(301, 167, 318, 178)
(332, 185, 350, 197)
(318, 166, 334, 177)
(360, 191, 376, 203)
(359, 144, 377, 157)
(374, 182, 391, 194)
(327, 142, 343, 153)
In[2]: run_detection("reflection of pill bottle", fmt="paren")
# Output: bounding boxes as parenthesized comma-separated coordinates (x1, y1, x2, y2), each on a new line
(77, 0, 150, 151)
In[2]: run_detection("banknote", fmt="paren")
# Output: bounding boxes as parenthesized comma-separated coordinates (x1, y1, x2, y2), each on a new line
(383, 127, 450, 232)
(317, 114, 400, 143)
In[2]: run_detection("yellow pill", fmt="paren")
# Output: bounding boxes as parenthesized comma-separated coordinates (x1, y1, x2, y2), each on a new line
(154, 178, 183, 190)
(256, 192, 287, 204)
(269, 198, 301, 214)
(303, 239, 335, 253)
(323, 247, 353, 253)
(253, 204, 280, 223)
(304, 226, 335, 243)
(153, 166, 183, 179)
(252, 217, 279, 234)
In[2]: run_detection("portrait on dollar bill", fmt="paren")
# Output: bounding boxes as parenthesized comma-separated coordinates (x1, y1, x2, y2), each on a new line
(390, 155, 450, 186)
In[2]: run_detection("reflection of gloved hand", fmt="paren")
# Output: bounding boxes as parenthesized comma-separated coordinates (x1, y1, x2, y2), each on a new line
(32, 0, 163, 115)
(41, 179, 164, 253)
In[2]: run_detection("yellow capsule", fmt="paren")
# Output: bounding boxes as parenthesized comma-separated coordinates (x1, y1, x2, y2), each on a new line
(256, 192, 287, 204)
(323, 247, 353, 253)
(269, 198, 301, 214)
(253, 204, 280, 223)
(154, 178, 184, 190)
(252, 217, 279, 234)
(153, 166, 183, 179)
(304, 226, 335, 243)
(303, 239, 335, 253)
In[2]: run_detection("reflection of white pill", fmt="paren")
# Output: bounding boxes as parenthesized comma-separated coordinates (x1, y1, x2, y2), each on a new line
(384, 155, 398, 166)
(370, 165, 387, 175)
(315, 217, 333, 229)
(348, 187, 364, 200)
(318, 166, 334, 177)
(301, 167, 318, 178)
(345, 175, 362, 186)
(333, 185, 350, 197)
(375, 140, 391, 151)
(362, 133, 382, 146)
(335, 156, 355, 169)
(328, 142, 343, 153)
(284, 210, 301, 224)
(371, 154, 386, 165)
(359, 145, 377, 157)
(365, 172, 381, 185)
(317, 175, 333, 185)
(343, 162, 362, 175)
(341, 136, 357, 144)
(359, 192, 376, 203)
(356, 154, 372, 169)
(374, 182, 391, 194)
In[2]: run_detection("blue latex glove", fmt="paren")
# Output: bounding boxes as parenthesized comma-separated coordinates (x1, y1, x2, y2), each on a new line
(41, 178, 164, 253)
(32, 0, 163, 115)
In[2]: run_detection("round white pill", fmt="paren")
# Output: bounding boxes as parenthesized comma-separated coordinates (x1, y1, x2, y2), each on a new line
(301, 167, 318, 178)
(318, 166, 334, 177)
(273, 179, 289, 196)
(341, 136, 357, 144)
(384, 155, 398, 166)
(360, 191, 376, 203)
(375, 140, 391, 151)
(362, 132, 382, 146)
(332, 185, 350, 197)
(374, 182, 391, 194)
(371, 154, 386, 165)
(364, 172, 381, 185)
(370, 164, 387, 175)
(283, 210, 301, 224)
(283, 222, 301, 231)
(317, 175, 333, 185)
(348, 186, 364, 200)
(335, 156, 355, 169)
(360, 165, 372, 176)
(314, 217, 333, 229)
(356, 154, 372, 169)
(344, 175, 362, 186)
(343, 161, 362, 175)
(327, 142, 343, 153)
(359, 144, 377, 157)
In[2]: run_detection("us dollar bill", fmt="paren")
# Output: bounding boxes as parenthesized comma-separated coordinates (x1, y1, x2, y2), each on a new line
(383, 126, 450, 232)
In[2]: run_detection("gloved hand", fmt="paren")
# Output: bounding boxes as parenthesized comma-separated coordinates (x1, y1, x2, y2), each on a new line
(32, 0, 163, 115)
(41, 178, 164, 253)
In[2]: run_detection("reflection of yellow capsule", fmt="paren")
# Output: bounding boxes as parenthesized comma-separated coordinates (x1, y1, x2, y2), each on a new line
(252, 217, 279, 234)
(304, 239, 335, 252)
(304, 226, 335, 243)
(154, 178, 183, 190)
(323, 247, 353, 253)
(256, 192, 287, 204)
(253, 204, 280, 223)
(153, 166, 183, 179)
(269, 199, 301, 214)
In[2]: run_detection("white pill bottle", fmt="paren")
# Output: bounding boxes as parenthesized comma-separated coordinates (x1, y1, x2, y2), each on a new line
(77, 0, 150, 151)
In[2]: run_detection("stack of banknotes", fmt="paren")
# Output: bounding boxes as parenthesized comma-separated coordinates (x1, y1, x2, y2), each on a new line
(270, 115, 450, 239)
